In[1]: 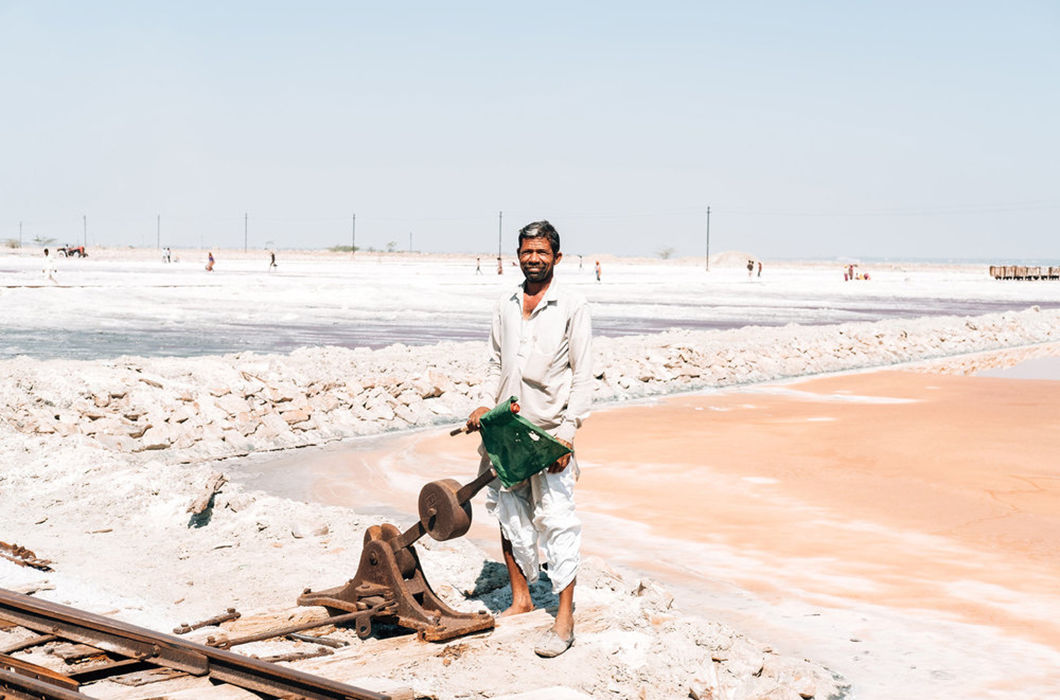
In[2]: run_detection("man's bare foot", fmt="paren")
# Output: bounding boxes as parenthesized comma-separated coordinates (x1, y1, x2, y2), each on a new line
(498, 601, 534, 617)
(551, 619, 573, 640)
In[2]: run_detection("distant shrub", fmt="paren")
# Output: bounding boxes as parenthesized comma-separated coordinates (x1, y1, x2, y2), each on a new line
(329, 245, 360, 252)
(2, 238, 20, 249)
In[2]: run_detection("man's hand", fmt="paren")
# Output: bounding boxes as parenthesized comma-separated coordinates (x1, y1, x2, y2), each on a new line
(466, 406, 490, 432)
(548, 439, 574, 473)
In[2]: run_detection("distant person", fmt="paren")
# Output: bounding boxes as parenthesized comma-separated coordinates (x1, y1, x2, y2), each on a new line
(594, 260, 601, 282)
(268, 250, 277, 271)
(497, 256, 503, 275)
(757, 261, 763, 278)
(847, 264, 854, 282)
(206, 251, 215, 272)
(475, 257, 482, 275)
(42, 248, 58, 283)
(579, 255, 584, 271)
(747, 259, 754, 278)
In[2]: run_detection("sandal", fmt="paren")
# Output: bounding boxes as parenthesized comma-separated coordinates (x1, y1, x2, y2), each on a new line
(533, 627, 574, 658)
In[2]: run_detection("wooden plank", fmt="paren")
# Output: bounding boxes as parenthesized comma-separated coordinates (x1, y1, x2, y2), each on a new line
(65, 657, 148, 683)
(48, 642, 107, 663)
(107, 665, 188, 686)
(0, 633, 57, 654)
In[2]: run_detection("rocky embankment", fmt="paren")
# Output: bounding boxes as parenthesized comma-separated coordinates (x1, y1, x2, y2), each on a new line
(2, 307, 1057, 463)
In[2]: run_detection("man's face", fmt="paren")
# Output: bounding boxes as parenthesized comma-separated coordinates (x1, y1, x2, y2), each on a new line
(518, 236, 561, 283)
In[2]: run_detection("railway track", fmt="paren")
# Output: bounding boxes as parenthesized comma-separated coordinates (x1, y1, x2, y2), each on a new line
(0, 588, 389, 700)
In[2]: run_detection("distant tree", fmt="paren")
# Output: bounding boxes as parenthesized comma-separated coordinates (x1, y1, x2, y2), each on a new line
(657, 246, 675, 260)
(329, 245, 359, 252)
(2, 238, 20, 249)
(385, 241, 398, 252)
(32, 235, 56, 246)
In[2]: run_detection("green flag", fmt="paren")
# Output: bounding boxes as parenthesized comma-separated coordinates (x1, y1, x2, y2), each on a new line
(480, 396, 572, 488)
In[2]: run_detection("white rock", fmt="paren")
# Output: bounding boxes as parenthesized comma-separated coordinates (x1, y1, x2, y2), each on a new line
(139, 425, 173, 450)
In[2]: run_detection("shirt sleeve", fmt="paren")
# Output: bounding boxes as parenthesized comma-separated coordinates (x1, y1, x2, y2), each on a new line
(477, 298, 503, 408)
(555, 297, 592, 444)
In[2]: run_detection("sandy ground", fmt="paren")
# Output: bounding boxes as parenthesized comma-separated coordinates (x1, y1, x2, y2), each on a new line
(246, 344, 1060, 699)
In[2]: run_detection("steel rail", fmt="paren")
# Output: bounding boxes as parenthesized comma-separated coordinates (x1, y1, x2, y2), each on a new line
(0, 652, 80, 692)
(0, 588, 388, 700)
(0, 666, 92, 700)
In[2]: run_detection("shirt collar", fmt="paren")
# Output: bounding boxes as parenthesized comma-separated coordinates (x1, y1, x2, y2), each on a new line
(508, 279, 560, 311)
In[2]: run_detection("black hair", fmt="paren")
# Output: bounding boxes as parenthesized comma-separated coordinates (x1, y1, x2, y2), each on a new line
(517, 220, 560, 255)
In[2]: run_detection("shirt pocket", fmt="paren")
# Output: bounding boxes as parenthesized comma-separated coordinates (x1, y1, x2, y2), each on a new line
(521, 350, 554, 389)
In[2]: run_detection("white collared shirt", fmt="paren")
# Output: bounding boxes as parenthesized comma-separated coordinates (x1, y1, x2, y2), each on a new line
(479, 279, 592, 444)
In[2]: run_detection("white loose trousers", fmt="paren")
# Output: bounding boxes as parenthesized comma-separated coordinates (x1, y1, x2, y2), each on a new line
(482, 451, 581, 593)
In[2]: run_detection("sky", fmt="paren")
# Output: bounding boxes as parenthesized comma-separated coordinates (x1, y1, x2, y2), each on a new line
(1, 1, 1057, 260)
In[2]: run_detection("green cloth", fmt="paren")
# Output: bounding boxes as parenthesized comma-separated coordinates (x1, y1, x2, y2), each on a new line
(480, 396, 572, 488)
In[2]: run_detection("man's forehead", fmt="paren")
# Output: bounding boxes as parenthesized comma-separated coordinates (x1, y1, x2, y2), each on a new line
(519, 237, 552, 250)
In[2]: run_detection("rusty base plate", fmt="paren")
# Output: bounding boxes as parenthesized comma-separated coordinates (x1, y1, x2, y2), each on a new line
(299, 523, 494, 643)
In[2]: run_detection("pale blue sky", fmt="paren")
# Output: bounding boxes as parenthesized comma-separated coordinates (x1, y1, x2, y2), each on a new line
(1, 1, 1057, 259)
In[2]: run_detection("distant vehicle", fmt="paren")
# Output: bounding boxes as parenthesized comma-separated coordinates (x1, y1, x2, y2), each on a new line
(57, 245, 88, 258)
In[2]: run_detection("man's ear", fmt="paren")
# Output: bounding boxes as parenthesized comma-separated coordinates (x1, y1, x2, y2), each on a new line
(554, 251, 563, 265)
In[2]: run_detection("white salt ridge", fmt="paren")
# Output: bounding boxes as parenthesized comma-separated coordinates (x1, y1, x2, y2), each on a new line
(1, 306, 1057, 463)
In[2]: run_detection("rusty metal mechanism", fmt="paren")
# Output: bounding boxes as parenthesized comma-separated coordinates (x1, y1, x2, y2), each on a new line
(299, 467, 499, 642)
(172, 606, 240, 635)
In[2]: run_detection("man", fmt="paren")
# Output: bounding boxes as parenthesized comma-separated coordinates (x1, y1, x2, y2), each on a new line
(466, 220, 592, 658)
(42, 248, 58, 284)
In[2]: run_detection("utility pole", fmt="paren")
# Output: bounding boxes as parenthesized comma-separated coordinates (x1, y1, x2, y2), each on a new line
(244, 212, 248, 252)
(351, 213, 356, 256)
(409, 231, 413, 253)
(83, 215, 87, 246)
(156, 214, 161, 249)
(705, 206, 711, 271)
(497, 210, 503, 260)
(19, 221, 22, 248)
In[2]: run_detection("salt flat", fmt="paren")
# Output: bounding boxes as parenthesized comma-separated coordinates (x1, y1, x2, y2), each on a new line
(3, 247, 1059, 359)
